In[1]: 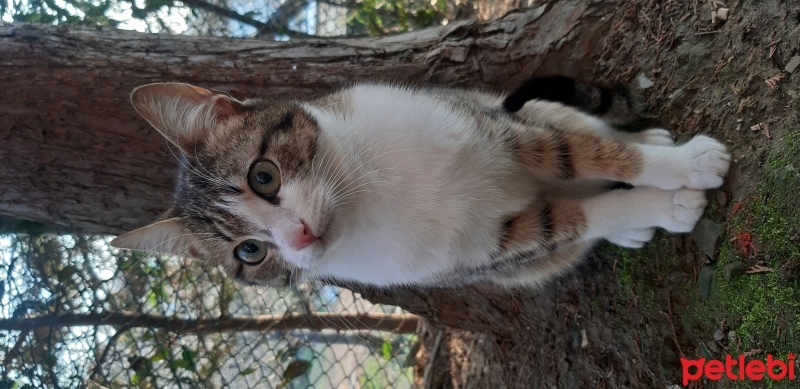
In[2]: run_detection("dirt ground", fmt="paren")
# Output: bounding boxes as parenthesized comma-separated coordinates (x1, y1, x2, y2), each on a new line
(405, 1, 800, 387)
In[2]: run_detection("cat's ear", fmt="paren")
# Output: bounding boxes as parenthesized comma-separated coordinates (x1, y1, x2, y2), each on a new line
(130, 83, 245, 153)
(110, 217, 198, 257)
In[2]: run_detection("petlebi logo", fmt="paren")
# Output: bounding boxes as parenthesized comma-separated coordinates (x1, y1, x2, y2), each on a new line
(681, 353, 797, 385)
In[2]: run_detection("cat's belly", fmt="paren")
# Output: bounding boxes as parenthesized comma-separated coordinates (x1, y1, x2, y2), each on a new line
(307, 87, 536, 285)
(314, 140, 534, 285)
(315, 224, 500, 285)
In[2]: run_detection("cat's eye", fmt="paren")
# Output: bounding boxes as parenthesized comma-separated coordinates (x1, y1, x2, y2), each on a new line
(234, 239, 268, 265)
(248, 160, 281, 198)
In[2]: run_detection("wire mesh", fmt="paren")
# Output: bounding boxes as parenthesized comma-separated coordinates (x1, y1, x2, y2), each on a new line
(0, 234, 418, 388)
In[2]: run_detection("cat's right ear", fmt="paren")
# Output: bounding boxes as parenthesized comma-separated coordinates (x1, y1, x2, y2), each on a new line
(130, 83, 245, 154)
(110, 217, 199, 257)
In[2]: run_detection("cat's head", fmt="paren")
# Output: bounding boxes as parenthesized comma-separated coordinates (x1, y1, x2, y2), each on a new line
(111, 83, 338, 287)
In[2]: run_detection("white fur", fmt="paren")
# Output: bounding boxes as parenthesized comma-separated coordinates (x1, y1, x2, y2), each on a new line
(281, 85, 535, 285)
(633, 135, 731, 190)
(584, 187, 707, 240)
(604, 228, 656, 248)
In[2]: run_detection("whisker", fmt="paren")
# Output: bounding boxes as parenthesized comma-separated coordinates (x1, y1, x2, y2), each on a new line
(326, 132, 423, 189)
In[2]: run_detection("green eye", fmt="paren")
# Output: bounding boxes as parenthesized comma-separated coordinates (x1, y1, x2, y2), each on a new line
(248, 160, 281, 197)
(235, 239, 268, 265)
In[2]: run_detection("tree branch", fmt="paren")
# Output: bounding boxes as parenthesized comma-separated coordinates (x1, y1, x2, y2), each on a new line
(179, 0, 269, 31)
(178, 0, 312, 38)
(258, 0, 312, 38)
(0, 311, 420, 333)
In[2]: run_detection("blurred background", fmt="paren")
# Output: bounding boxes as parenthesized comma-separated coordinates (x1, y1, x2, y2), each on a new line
(0, 0, 535, 388)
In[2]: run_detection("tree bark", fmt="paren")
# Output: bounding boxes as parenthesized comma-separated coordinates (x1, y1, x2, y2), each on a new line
(0, 311, 419, 333)
(0, 0, 612, 234)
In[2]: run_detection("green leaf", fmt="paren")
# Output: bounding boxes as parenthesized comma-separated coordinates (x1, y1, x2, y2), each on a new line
(169, 348, 197, 371)
(170, 359, 191, 370)
(181, 349, 198, 364)
(281, 359, 312, 384)
(381, 340, 392, 360)
(147, 290, 158, 308)
(238, 367, 257, 377)
(149, 348, 168, 363)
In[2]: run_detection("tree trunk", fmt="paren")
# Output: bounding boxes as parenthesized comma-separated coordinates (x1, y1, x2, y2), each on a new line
(3, 0, 793, 386)
(0, 0, 610, 235)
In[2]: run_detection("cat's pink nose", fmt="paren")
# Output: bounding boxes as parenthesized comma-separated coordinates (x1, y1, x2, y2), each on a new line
(291, 220, 318, 251)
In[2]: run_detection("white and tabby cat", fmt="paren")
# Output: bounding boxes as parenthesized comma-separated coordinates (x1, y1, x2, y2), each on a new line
(111, 79, 730, 288)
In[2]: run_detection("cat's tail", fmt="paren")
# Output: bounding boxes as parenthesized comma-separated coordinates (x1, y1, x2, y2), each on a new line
(502, 75, 658, 132)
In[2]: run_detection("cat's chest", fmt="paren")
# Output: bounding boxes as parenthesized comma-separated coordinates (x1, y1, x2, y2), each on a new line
(308, 87, 534, 284)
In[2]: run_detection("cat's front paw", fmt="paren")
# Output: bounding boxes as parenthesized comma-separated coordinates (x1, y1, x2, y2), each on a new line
(682, 135, 731, 189)
(605, 228, 656, 248)
(661, 189, 707, 233)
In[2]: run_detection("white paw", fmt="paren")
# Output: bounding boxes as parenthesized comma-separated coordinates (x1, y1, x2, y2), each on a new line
(605, 228, 656, 248)
(660, 189, 707, 233)
(682, 135, 731, 189)
(636, 128, 675, 146)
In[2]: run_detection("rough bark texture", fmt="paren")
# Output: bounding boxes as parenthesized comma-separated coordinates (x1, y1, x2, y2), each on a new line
(0, 0, 610, 234)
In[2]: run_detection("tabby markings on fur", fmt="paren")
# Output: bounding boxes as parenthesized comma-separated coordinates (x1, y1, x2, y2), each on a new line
(111, 79, 731, 288)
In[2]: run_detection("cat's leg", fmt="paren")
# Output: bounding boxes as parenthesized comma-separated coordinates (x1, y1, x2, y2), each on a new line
(515, 100, 674, 145)
(495, 187, 706, 262)
(604, 227, 656, 248)
(512, 126, 730, 191)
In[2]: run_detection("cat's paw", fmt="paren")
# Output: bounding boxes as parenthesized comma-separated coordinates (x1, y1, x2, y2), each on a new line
(660, 189, 707, 233)
(682, 135, 731, 189)
(605, 228, 656, 248)
(635, 128, 674, 146)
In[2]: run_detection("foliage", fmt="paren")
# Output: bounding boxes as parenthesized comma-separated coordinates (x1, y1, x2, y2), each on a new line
(709, 127, 800, 364)
(347, 0, 448, 36)
(0, 233, 416, 388)
(2, 0, 453, 37)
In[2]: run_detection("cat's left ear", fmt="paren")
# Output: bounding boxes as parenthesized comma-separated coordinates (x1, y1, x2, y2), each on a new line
(110, 217, 199, 257)
(130, 83, 245, 154)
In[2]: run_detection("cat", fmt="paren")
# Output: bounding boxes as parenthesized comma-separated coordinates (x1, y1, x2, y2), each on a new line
(111, 78, 731, 289)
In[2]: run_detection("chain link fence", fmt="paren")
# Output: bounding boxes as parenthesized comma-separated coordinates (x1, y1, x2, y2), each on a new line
(0, 233, 419, 388)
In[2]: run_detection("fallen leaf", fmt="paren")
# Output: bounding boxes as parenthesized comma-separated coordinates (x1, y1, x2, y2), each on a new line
(765, 73, 784, 91)
(729, 201, 745, 218)
(745, 264, 773, 274)
(731, 231, 758, 256)
(750, 122, 771, 139)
